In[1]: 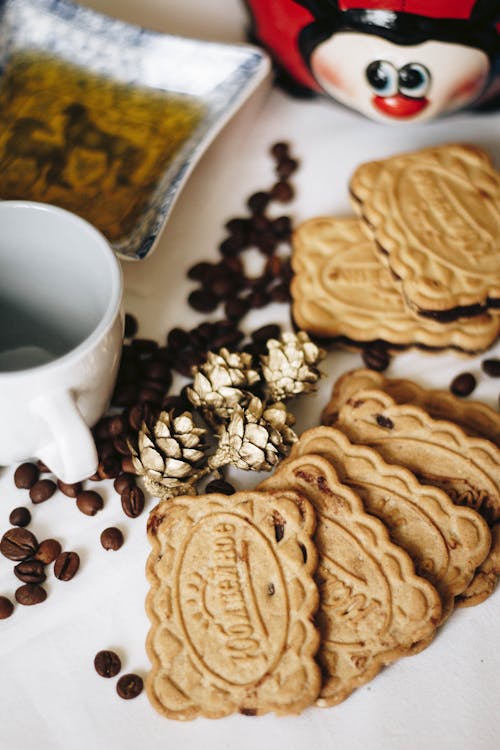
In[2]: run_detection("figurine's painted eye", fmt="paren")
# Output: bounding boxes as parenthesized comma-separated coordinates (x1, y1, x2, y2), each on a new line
(365, 60, 398, 96)
(398, 64, 430, 98)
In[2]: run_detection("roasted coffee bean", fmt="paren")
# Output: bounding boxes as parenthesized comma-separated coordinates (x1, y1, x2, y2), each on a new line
(205, 479, 236, 495)
(121, 456, 136, 474)
(161, 395, 189, 415)
(225, 297, 249, 321)
(269, 282, 291, 303)
(113, 473, 136, 495)
(0, 596, 14, 619)
(376, 414, 394, 429)
(271, 215, 292, 239)
(36, 460, 51, 473)
(14, 559, 46, 584)
(15, 583, 47, 606)
(167, 327, 192, 350)
(219, 235, 246, 257)
(270, 141, 290, 161)
(97, 455, 122, 480)
(116, 673, 143, 700)
(57, 480, 82, 498)
(9, 507, 31, 527)
(482, 358, 500, 377)
(54, 551, 80, 581)
(137, 386, 163, 405)
(140, 360, 171, 386)
(128, 402, 159, 432)
(124, 313, 138, 338)
(362, 344, 391, 372)
(0, 528, 38, 561)
(251, 324, 281, 344)
(121, 486, 145, 519)
(247, 191, 269, 215)
(94, 650, 122, 678)
(113, 436, 133, 457)
(174, 348, 205, 377)
(76, 490, 104, 516)
(270, 180, 294, 202)
(450, 372, 477, 398)
(225, 217, 251, 235)
(111, 383, 138, 408)
(248, 289, 269, 309)
(277, 156, 299, 180)
(131, 338, 158, 356)
(97, 440, 117, 462)
(188, 288, 219, 313)
(100, 527, 124, 551)
(14, 462, 40, 489)
(34, 539, 62, 565)
(30, 479, 57, 505)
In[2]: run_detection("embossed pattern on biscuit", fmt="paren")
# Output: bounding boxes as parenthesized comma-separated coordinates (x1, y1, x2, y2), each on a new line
(322, 368, 500, 447)
(290, 216, 500, 351)
(145, 491, 321, 720)
(336, 389, 500, 607)
(286, 426, 491, 617)
(259, 455, 442, 707)
(349, 144, 500, 317)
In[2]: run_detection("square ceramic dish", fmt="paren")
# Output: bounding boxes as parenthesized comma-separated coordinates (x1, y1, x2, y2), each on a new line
(0, 0, 269, 259)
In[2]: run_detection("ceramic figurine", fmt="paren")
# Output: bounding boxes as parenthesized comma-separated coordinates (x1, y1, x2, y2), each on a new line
(245, 0, 500, 123)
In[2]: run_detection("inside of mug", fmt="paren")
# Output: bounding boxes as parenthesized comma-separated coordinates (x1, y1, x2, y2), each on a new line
(0, 203, 118, 372)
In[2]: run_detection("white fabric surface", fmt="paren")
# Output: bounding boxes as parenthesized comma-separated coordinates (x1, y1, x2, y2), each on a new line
(1, 2, 500, 748)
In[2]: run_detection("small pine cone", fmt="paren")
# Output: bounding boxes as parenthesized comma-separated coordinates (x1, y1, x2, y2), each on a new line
(187, 348, 260, 423)
(260, 331, 326, 402)
(209, 396, 297, 472)
(130, 410, 209, 498)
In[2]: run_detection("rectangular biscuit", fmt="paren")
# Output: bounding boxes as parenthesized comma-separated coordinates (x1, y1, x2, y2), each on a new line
(145, 490, 321, 720)
(259, 455, 442, 707)
(335, 388, 500, 607)
(349, 143, 500, 320)
(290, 216, 500, 352)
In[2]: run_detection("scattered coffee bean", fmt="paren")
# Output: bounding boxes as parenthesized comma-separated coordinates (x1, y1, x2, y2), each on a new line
(116, 673, 143, 700)
(15, 583, 47, 606)
(29, 479, 57, 504)
(0, 528, 38, 561)
(251, 324, 281, 344)
(121, 486, 145, 518)
(277, 156, 299, 180)
(94, 650, 122, 678)
(54, 551, 80, 581)
(450, 372, 477, 398)
(205, 479, 235, 495)
(482, 358, 500, 377)
(362, 344, 391, 372)
(124, 313, 138, 339)
(247, 191, 269, 215)
(34, 539, 62, 565)
(14, 462, 40, 489)
(188, 289, 219, 313)
(36, 460, 51, 473)
(270, 141, 289, 161)
(120, 456, 136, 474)
(270, 180, 294, 202)
(131, 338, 158, 356)
(57, 480, 83, 498)
(76, 490, 104, 516)
(14, 559, 46, 585)
(97, 455, 122, 480)
(113, 474, 136, 495)
(100, 527, 124, 551)
(0, 596, 14, 619)
(9, 507, 31, 527)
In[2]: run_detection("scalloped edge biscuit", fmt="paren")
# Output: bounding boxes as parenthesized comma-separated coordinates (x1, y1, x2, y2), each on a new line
(291, 216, 500, 352)
(336, 388, 500, 606)
(321, 368, 500, 447)
(259, 455, 442, 707)
(349, 143, 500, 319)
(145, 490, 321, 720)
(286, 425, 491, 615)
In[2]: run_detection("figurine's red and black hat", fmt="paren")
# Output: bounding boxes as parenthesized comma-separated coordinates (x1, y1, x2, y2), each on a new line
(246, 0, 500, 91)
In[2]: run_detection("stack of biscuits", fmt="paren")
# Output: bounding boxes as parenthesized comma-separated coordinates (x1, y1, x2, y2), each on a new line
(144, 369, 499, 720)
(291, 143, 500, 353)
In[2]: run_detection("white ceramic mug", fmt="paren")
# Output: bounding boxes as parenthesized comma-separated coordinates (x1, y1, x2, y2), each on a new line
(0, 201, 124, 483)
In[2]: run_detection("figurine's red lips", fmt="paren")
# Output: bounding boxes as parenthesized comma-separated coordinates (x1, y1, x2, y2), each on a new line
(373, 94, 429, 118)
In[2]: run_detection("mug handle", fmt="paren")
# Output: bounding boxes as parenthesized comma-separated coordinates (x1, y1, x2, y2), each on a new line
(30, 390, 98, 483)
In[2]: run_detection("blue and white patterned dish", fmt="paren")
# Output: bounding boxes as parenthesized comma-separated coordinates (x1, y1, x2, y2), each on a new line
(0, 0, 270, 259)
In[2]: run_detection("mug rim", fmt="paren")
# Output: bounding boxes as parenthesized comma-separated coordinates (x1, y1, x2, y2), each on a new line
(0, 200, 123, 379)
